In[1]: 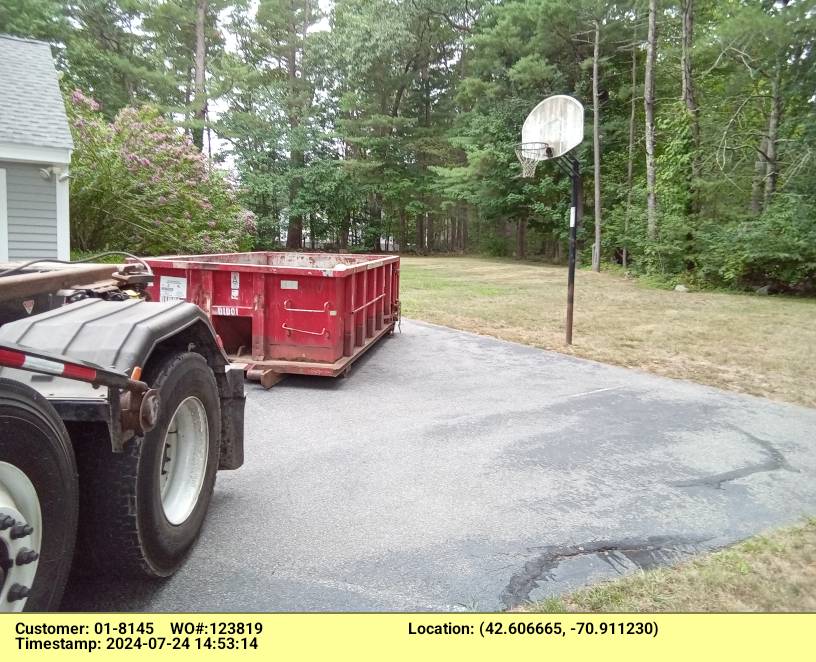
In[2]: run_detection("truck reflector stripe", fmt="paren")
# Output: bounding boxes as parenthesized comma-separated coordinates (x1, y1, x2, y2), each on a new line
(0, 347, 97, 382)
(0, 348, 26, 368)
(62, 362, 98, 381)
(21, 354, 68, 375)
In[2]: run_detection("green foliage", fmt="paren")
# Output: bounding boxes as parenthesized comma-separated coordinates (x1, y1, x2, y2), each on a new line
(696, 197, 816, 292)
(479, 232, 512, 257)
(3, 0, 815, 291)
(67, 90, 254, 255)
(0, 0, 67, 42)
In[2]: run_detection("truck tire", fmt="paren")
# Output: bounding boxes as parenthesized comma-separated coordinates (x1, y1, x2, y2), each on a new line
(74, 352, 221, 578)
(0, 378, 78, 612)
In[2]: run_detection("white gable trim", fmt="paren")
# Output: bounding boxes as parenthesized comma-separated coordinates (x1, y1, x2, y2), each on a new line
(0, 168, 7, 262)
(0, 142, 71, 165)
(55, 166, 70, 260)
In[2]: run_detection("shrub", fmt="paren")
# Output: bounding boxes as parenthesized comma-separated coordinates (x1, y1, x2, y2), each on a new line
(68, 90, 256, 255)
(696, 196, 816, 292)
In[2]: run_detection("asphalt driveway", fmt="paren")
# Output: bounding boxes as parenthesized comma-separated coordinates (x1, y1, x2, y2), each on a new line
(63, 320, 816, 611)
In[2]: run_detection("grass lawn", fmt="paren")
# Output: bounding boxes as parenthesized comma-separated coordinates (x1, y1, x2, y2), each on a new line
(530, 519, 816, 612)
(399, 256, 816, 408)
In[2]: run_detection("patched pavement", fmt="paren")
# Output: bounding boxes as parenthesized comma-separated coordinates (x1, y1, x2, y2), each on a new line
(64, 320, 816, 611)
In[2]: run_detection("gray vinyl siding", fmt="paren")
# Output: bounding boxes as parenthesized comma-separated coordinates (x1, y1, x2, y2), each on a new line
(1, 160, 58, 259)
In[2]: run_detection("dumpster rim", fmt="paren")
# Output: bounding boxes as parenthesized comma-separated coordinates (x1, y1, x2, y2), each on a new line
(139, 252, 400, 278)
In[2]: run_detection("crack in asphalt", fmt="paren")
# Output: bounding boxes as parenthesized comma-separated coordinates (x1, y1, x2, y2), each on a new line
(671, 430, 797, 489)
(500, 536, 707, 610)
(500, 430, 797, 609)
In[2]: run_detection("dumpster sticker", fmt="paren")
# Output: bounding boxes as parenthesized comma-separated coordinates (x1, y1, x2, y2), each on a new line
(281, 280, 299, 290)
(213, 305, 239, 316)
(159, 276, 187, 302)
(231, 272, 240, 300)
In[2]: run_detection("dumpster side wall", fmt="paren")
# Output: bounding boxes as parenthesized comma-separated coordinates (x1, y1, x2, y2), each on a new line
(143, 252, 399, 372)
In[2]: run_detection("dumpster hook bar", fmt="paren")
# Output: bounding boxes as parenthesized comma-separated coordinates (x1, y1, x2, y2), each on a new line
(282, 323, 329, 338)
(283, 300, 332, 314)
(351, 293, 386, 314)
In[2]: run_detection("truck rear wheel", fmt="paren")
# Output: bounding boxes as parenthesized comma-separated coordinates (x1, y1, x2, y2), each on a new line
(0, 379, 78, 612)
(74, 352, 221, 578)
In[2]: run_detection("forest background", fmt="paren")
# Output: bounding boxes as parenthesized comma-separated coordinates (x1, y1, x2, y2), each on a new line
(1, 0, 814, 292)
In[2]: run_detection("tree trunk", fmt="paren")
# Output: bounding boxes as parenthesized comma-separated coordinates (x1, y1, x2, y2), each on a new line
(460, 213, 466, 252)
(339, 213, 350, 249)
(591, 18, 602, 272)
(416, 214, 425, 254)
(421, 61, 431, 128)
(644, 0, 658, 240)
(184, 65, 193, 143)
(763, 66, 782, 210)
(750, 137, 769, 215)
(398, 209, 407, 252)
(516, 220, 526, 259)
(417, 57, 432, 254)
(286, 209, 303, 248)
(369, 194, 383, 251)
(286, 144, 304, 248)
(681, 0, 701, 214)
(502, 219, 513, 254)
(285, 35, 303, 249)
(623, 34, 638, 269)
(192, 0, 207, 151)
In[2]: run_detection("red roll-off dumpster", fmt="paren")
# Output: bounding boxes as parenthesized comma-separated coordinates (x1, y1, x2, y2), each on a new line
(141, 252, 400, 381)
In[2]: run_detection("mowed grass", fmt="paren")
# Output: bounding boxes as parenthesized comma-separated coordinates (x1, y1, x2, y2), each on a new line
(400, 256, 816, 408)
(531, 519, 816, 612)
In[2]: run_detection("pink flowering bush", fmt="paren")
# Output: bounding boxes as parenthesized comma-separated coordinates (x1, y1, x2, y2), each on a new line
(67, 90, 255, 255)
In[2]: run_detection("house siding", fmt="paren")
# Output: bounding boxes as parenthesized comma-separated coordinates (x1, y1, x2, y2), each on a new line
(2, 160, 58, 259)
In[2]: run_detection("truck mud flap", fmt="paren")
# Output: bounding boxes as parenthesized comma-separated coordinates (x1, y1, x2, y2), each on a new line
(218, 365, 245, 470)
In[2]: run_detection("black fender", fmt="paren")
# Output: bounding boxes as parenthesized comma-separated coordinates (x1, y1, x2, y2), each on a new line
(0, 299, 244, 469)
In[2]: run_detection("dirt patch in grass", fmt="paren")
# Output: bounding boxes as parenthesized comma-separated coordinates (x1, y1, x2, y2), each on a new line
(400, 256, 816, 408)
(529, 519, 816, 612)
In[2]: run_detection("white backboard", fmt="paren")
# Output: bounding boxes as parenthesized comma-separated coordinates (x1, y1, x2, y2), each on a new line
(521, 95, 585, 159)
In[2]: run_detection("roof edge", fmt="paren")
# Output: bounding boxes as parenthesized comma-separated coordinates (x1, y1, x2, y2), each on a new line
(0, 142, 72, 165)
(0, 34, 52, 47)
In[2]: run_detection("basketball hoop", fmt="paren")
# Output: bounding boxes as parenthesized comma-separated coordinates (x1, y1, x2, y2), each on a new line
(515, 142, 554, 178)
(515, 94, 586, 345)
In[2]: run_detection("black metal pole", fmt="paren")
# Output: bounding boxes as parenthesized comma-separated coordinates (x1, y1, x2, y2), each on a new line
(566, 157, 580, 345)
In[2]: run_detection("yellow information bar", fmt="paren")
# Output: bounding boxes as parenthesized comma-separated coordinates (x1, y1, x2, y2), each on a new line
(2, 613, 814, 661)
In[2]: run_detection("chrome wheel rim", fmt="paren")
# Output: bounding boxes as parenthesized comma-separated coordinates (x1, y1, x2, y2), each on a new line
(159, 396, 209, 526)
(0, 462, 42, 612)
